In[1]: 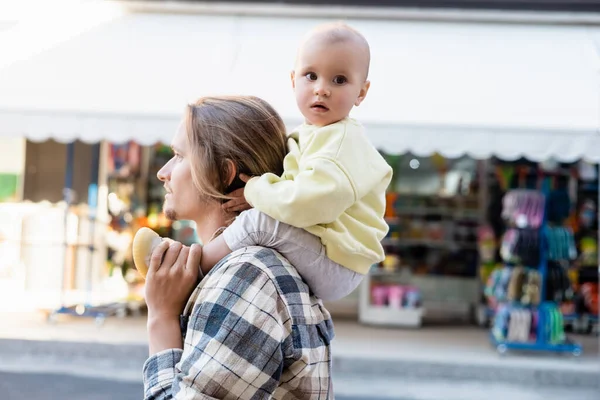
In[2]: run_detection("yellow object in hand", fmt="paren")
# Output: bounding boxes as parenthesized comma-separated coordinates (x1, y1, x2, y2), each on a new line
(132, 227, 162, 278)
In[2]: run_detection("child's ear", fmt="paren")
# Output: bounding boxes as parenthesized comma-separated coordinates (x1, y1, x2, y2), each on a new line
(355, 80, 371, 106)
(290, 70, 296, 90)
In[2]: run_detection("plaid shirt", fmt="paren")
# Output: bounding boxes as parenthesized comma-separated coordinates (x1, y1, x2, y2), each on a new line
(143, 246, 335, 399)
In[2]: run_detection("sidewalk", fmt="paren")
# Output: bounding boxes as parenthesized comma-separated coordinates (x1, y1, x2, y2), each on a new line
(0, 311, 598, 389)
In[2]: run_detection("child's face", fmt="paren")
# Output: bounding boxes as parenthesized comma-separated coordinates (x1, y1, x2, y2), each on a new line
(292, 37, 370, 127)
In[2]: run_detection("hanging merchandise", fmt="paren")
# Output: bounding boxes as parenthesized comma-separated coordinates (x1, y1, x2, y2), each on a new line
(578, 200, 596, 230)
(579, 283, 599, 316)
(108, 142, 142, 177)
(506, 309, 533, 342)
(545, 188, 571, 224)
(578, 237, 597, 267)
(544, 262, 573, 303)
(502, 190, 545, 229)
(490, 188, 582, 355)
(486, 267, 542, 307)
(495, 165, 515, 191)
(484, 267, 512, 308)
(546, 228, 577, 262)
(500, 229, 540, 267)
(492, 306, 535, 343)
(540, 303, 566, 344)
(520, 270, 542, 306)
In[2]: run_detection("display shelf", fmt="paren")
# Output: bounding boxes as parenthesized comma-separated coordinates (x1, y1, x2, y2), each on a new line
(563, 313, 599, 335)
(488, 186, 583, 355)
(382, 237, 478, 250)
(490, 332, 582, 356)
(358, 274, 425, 328)
(562, 313, 599, 322)
(359, 304, 425, 328)
(385, 208, 479, 220)
(366, 267, 479, 323)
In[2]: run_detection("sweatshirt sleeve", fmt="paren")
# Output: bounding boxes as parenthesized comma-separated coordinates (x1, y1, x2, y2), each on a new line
(244, 156, 356, 228)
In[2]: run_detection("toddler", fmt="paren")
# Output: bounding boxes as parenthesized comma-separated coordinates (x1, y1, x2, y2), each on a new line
(199, 22, 393, 301)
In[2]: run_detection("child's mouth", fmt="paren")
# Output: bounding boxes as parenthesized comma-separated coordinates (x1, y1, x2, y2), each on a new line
(311, 104, 329, 111)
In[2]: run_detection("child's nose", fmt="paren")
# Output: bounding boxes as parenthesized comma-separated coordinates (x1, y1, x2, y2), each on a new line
(314, 84, 330, 97)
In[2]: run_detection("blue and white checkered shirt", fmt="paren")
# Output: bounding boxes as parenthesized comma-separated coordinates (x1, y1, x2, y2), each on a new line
(143, 246, 335, 399)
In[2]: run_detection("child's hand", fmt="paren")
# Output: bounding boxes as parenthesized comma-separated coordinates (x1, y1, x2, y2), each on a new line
(223, 174, 253, 213)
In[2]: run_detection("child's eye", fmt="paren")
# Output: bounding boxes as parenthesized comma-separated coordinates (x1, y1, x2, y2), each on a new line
(305, 72, 317, 81)
(173, 153, 183, 161)
(333, 75, 347, 85)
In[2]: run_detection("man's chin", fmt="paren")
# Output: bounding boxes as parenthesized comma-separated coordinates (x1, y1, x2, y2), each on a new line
(163, 206, 178, 221)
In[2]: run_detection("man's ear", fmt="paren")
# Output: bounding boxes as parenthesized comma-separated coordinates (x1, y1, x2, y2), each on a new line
(355, 80, 371, 107)
(225, 159, 237, 187)
(223, 159, 246, 195)
(290, 70, 296, 90)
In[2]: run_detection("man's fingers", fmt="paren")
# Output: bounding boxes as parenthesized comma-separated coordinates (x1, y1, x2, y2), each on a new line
(172, 245, 190, 273)
(161, 241, 183, 271)
(148, 240, 171, 275)
(187, 244, 203, 279)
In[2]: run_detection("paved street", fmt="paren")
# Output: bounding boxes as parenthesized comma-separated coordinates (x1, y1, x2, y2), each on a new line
(2, 370, 600, 400)
(0, 371, 395, 400)
(1, 371, 142, 400)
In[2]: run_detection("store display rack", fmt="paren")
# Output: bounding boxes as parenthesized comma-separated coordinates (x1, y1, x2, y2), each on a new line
(490, 187, 582, 356)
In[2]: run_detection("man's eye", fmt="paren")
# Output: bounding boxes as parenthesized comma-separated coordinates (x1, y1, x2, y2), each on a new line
(333, 76, 347, 85)
(305, 72, 317, 81)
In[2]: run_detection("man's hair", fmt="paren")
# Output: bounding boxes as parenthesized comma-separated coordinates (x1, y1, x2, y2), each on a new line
(184, 95, 287, 203)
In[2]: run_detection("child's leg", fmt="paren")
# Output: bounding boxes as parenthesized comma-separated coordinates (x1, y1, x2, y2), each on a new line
(220, 209, 364, 301)
(198, 235, 232, 276)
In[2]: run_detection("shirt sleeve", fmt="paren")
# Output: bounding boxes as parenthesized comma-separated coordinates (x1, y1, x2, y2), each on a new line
(142, 261, 287, 400)
(244, 156, 356, 228)
(143, 349, 184, 400)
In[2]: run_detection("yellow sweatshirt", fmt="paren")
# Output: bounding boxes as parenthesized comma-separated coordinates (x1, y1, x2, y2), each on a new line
(244, 118, 393, 274)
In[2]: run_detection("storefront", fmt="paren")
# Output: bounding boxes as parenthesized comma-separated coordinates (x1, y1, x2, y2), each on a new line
(360, 153, 598, 355)
(0, 139, 198, 317)
(0, 6, 598, 345)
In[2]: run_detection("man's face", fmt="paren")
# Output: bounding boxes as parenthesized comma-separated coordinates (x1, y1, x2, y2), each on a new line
(157, 121, 204, 221)
(291, 38, 369, 127)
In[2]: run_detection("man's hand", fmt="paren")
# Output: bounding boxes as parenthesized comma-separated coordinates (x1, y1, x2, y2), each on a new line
(145, 240, 202, 321)
(222, 174, 253, 213)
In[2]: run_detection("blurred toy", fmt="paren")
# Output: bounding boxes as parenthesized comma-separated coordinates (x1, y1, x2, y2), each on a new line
(508, 267, 526, 302)
(387, 285, 405, 308)
(477, 225, 496, 263)
(371, 285, 388, 306)
(132, 227, 162, 278)
(581, 283, 599, 315)
(579, 237, 597, 267)
(521, 270, 541, 306)
(405, 286, 421, 308)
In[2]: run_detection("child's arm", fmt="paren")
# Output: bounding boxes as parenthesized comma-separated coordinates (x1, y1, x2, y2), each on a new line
(244, 157, 356, 228)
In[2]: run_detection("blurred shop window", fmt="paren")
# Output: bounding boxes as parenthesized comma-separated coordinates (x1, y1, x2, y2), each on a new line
(385, 152, 478, 197)
(23, 140, 94, 204)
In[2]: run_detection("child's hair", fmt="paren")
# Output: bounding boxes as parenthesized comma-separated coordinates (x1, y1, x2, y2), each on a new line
(305, 21, 371, 78)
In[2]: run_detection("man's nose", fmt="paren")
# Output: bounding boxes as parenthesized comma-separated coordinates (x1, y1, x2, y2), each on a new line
(157, 161, 171, 182)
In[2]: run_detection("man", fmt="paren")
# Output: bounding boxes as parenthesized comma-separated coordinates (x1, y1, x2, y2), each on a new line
(141, 96, 335, 399)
